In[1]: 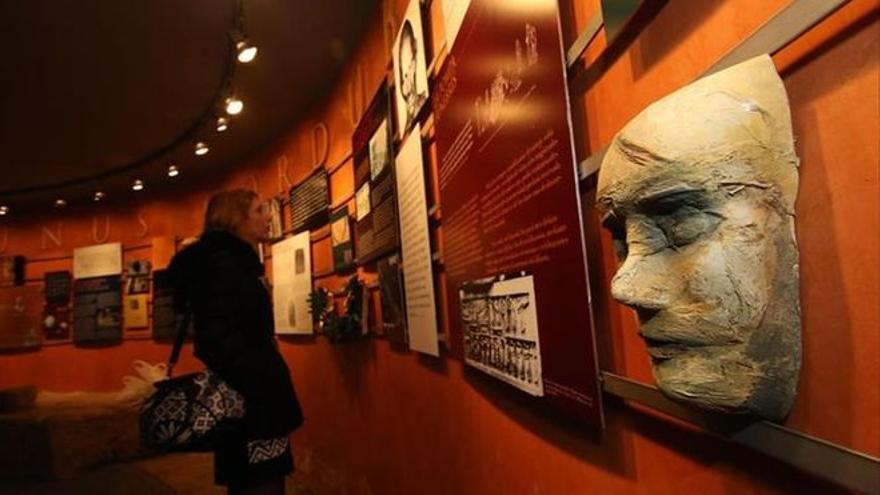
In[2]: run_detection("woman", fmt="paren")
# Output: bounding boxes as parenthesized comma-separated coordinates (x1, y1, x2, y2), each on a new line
(169, 189, 303, 495)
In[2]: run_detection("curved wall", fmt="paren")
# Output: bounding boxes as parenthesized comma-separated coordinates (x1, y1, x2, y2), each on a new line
(0, 0, 877, 493)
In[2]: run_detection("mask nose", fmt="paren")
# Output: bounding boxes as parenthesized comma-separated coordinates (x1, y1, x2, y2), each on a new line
(610, 254, 670, 312)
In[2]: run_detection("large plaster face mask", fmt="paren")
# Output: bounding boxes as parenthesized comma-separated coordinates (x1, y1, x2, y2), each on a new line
(596, 55, 801, 421)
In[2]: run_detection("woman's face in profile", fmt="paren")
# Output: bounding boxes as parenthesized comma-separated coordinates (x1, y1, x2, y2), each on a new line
(238, 197, 272, 244)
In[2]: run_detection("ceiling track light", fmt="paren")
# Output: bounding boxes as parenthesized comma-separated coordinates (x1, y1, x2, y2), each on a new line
(236, 39, 258, 64)
(216, 117, 229, 132)
(230, 28, 258, 64)
(167, 164, 180, 177)
(132, 179, 145, 191)
(54, 198, 67, 207)
(0, 205, 9, 216)
(225, 96, 243, 116)
(94, 191, 105, 202)
(194, 141, 210, 156)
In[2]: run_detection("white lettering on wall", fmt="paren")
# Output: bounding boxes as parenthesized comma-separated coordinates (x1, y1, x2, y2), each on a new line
(41, 222, 63, 250)
(92, 215, 111, 243)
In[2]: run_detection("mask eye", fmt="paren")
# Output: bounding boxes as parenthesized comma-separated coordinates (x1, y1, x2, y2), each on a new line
(656, 207, 724, 248)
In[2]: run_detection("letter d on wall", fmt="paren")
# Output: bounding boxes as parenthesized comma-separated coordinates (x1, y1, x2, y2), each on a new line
(312, 122, 330, 169)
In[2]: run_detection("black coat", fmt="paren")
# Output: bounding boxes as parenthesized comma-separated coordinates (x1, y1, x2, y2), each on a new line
(168, 230, 303, 440)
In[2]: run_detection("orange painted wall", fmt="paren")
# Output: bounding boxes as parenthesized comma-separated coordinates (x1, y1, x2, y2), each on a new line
(1, 1, 878, 493)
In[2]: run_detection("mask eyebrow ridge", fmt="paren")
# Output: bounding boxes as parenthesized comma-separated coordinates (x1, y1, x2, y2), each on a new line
(637, 185, 708, 212)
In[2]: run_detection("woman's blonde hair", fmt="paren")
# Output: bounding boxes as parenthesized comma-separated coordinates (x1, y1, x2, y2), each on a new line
(203, 189, 258, 234)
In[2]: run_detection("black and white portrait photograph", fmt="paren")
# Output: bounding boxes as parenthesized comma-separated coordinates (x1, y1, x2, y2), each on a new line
(369, 118, 391, 180)
(356, 183, 371, 221)
(392, 0, 429, 140)
(266, 196, 284, 241)
(460, 272, 543, 396)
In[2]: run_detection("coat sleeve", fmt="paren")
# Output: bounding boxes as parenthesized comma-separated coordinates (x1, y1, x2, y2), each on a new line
(189, 249, 269, 395)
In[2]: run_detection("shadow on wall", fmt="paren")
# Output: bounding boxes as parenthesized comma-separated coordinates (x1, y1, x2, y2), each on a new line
(327, 336, 379, 415)
(627, 0, 724, 80)
(462, 365, 637, 480)
(465, 363, 851, 494)
(568, 0, 671, 94)
(621, 402, 853, 495)
(778, 10, 880, 447)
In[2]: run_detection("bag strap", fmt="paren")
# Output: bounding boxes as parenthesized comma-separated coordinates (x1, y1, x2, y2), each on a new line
(167, 309, 192, 378)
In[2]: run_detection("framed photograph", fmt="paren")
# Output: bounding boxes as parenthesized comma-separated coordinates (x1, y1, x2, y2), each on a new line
(330, 206, 355, 272)
(369, 119, 391, 181)
(266, 196, 285, 241)
(460, 272, 542, 396)
(356, 183, 371, 221)
(392, 0, 430, 140)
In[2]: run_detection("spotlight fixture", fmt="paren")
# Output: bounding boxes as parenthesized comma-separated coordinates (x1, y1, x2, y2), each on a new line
(94, 191, 105, 202)
(236, 39, 258, 63)
(0, 205, 8, 216)
(225, 97, 243, 116)
(132, 179, 145, 191)
(54, 198, 67, 207)
(216, 117, 229, 132)
(194, 141, 210, 156)
(167, 164, 180, 177)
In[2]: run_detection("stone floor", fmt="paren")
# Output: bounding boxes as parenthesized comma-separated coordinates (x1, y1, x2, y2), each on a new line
(0, 452, 316, 495)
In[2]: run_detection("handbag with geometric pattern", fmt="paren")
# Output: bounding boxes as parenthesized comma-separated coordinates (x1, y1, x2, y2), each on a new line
(139, 311, 246, 452)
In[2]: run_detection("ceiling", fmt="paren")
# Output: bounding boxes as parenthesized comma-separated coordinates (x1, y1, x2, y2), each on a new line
(0, 0, 378, 213)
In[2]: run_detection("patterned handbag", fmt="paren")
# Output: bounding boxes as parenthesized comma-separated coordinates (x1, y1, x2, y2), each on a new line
(140, 311, 246, 452)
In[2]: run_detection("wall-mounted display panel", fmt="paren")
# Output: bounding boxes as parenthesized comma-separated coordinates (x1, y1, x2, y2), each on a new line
(73, 275, 122, 344)
(151, 269, 176, 339)
(354, 86, 401, 265)
(395, 123, 439, 356)
(43, 270, 72, 340)
(289, 169, 330, 233)
(433, 0, 602, 424)
(378, 254, 407, 344)
(0, 286, 42, 350)
(393, 0, 430, 140)
(272, 231, 313, 335)
(330, 206, 355, 272)
(73, 242, 122, 280)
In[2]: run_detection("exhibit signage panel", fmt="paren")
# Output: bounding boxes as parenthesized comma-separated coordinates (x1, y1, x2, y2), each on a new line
(433, 0, 602, 423)
(73, 242, 122, 280)
(272, 231, 313, 335)
(289, 169, 330, 233)
(330, 206, 354, 271)
(354, 86, 400, 265)
(43, 270, 72, 340)
(151, 269, 176, 339)
(73, 275, 122, 344)
(395, 124, 439, 356)
(0, 286, 42, 350)
(378, 253, 407, 344)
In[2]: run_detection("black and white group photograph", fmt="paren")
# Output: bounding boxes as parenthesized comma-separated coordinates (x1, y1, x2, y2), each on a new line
(460, 272, 543, 396)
